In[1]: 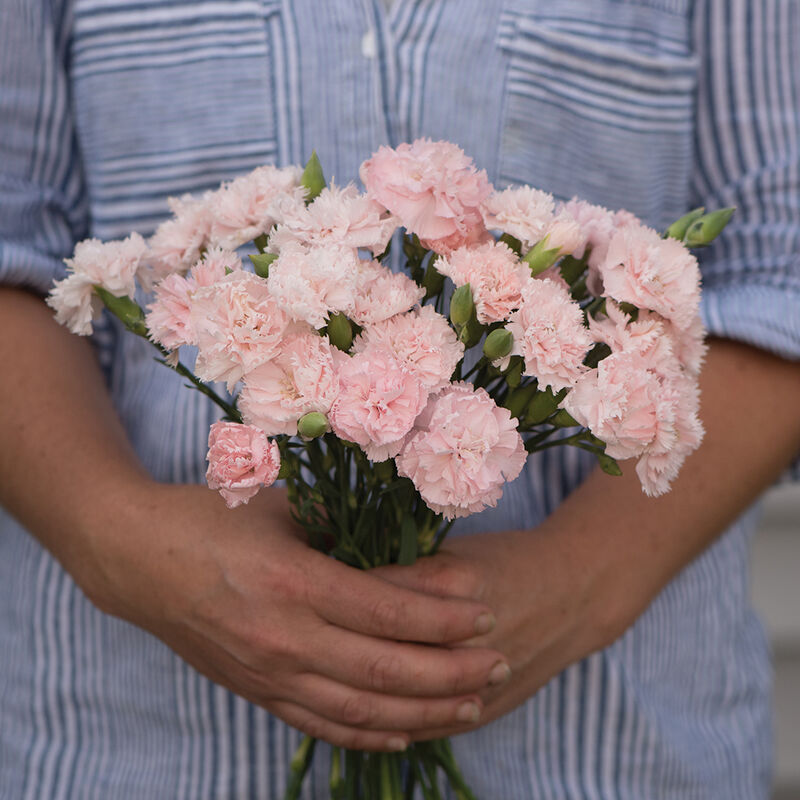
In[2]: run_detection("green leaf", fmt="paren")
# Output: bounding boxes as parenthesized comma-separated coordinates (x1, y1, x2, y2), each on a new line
(524, 387, 561, 425)
(422, 260, 445, 299)
(559, 254, 586, 285)
(503, 382, 538, 420)
(397, 517, 418, 565)
(503, 356, 524, 388)
(249, 252, 277, 278)
(597, 453, 623, 476)
(498, 232, 522, 255)
(301, 150, 326, 203)
(551, 408, 579, 428)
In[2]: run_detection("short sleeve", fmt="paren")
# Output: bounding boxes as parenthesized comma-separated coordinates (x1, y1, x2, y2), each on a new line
(690, 0, 800, 362)
(0, 1, 88, 296)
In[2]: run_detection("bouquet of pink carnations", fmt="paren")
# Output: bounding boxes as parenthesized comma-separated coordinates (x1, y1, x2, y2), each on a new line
(48, 139, 732, 799)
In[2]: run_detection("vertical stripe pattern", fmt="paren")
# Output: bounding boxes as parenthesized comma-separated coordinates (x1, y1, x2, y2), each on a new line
(1, 0, 797, 797)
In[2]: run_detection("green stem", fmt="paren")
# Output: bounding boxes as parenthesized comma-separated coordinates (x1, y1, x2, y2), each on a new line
(283, 736, 316, 800)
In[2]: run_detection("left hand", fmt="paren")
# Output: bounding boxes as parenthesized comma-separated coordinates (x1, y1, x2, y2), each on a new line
(372, 524, 625, 740)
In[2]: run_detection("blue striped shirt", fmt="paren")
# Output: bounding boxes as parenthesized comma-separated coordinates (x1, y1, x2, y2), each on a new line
(1, 1, 798, 797)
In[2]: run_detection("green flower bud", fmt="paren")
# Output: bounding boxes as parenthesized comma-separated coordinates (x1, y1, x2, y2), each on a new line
(522, 236, 561, 276)
(297, 411, 328, 440)
(449, 283, 474, 328)
(663, 206, 705, 240)
(683, 207, 736, 247)
(94, 287, 147, 337)
(483, 328, 513, 361)
(326, 312, 353, 352)
(300, 151, 326, 204)
(249, 252, 277, 278)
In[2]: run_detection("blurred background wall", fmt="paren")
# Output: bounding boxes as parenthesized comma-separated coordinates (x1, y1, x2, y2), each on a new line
(752, 483, 800, 800)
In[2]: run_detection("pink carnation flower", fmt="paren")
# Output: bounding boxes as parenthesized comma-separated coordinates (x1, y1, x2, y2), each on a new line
(599, 224, 701, 331)
(239, 332, 339, 436)
(329, 347, 428, 462)
(360, 139, 492, 254)
(208, 165, 305, 251)
(396, 383, 526, 520)
(480, 186, 555, 249)
(506, 278, 593, 391)
(47, 233, 149, 335)
(191, 271, 300, 390)
(437, 241, 530, 324)
(269, 184, 398, 255)
(267, 242, 360, 327)
(146, 247, 240, 351)
(147, 194, 213, 280)
(206, 421, 281, 508)
(634, 374, 703, 496)
(353, 305, 464, 391)
(350, 260, 424, 326)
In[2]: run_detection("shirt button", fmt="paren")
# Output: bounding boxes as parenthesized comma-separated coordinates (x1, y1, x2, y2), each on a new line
(361, 28, 377, 59)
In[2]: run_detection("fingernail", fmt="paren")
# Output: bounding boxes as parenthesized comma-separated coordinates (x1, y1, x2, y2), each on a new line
(474, 612, 496, 636)
(488, 661, 511, 686)
(455, 701, 481, 723)
(386, 737, 408, 752)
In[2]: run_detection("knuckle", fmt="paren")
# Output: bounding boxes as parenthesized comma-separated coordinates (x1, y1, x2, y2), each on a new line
(297, 713, 326, 741)
(339, 693, 374, 726)
(368, 599, 401, 634)
(364, 653, 403, 692)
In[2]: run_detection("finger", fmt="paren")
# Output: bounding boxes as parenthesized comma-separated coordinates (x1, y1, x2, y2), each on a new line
(291, 673, 483, 731)
(307, 625, 511, 697)
(270, 700, 410, 752)
(308, 559, 495, 643)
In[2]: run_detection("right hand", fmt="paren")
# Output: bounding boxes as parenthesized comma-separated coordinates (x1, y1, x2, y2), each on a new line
(77, 482, 509, 751)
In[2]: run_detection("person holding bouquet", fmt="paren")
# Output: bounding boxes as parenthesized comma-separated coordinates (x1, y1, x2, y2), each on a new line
(0, 1, 798, 798)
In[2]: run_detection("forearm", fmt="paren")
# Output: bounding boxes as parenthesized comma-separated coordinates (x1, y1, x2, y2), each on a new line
(549, 337, 800, 642)
(0, 288, 150, 594)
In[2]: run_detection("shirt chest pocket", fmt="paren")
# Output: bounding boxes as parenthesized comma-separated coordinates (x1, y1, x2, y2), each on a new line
(70, 0, 285, 239)
(496, 4, 699, 227)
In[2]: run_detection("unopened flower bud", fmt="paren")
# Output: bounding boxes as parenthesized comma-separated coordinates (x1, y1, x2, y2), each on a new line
(664, 206, 705, 241)
(449, 283, 474, 328)
(483, 328, 513, 361)
(249, 252, 277, 278)
(683, 207, 735, 247)
(297, 411, 328, 440)
(300, 151, 326, 203)
(326, 312, 353, 352)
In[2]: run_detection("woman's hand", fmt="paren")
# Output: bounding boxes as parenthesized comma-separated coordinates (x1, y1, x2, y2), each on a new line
(76, 482, 509, 752)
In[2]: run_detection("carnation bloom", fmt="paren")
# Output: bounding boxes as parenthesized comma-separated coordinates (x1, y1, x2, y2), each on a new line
(350, 260, 424, 326)
(206, 421, 281, 508)
(506, 278, 592, 391)
(208, 164, 306, 250)
(599, 224, 701, 331)
(191, 270, 299, 389)
(329, 347, 428, 462)
(146, 247, 241, 350)
(268, 183, 398, 255)
(47, 232, 149, 335)
(353, 305, 464, 391)
(266, 242, 360, 327)
(437, 241, 530, 323)
(239, 332, 339, 436)
(360, 138, 492, 254)
(147, 194, 213, 280)
(396, 383, 526, 519)
(480, 186, 555, 249)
